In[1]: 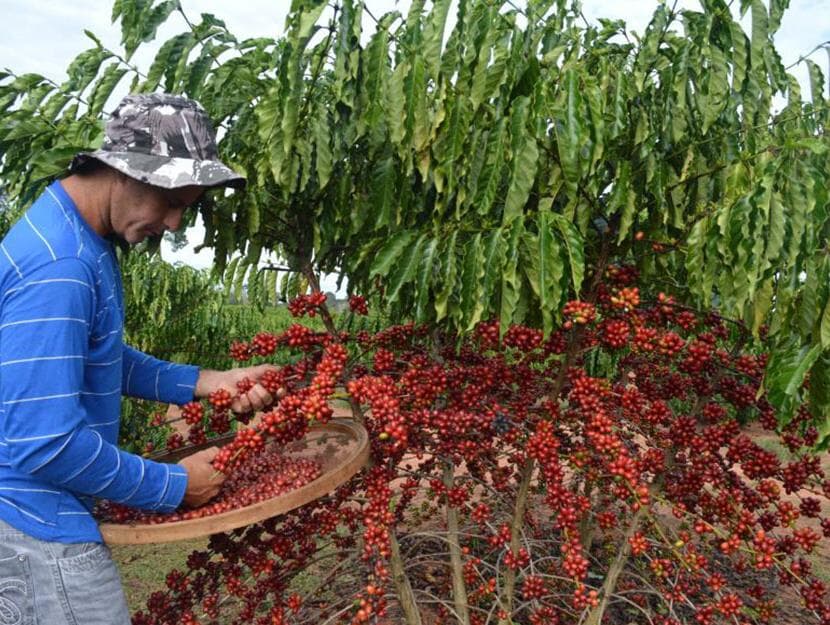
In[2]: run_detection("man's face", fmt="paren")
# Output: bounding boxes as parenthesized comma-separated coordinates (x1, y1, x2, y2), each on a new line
(110, 176, 204, 244)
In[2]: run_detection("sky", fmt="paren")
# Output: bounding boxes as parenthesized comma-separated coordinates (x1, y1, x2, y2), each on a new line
(1, 0, 828, 290)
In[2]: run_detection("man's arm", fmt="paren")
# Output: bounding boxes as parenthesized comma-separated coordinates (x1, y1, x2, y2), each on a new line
(122, 346, 277, 414)
(2, 260, 190, 511)
(122, 344, 200, 405)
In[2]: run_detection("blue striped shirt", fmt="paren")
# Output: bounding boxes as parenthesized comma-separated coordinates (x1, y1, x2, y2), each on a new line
(0, 181, 199, 542)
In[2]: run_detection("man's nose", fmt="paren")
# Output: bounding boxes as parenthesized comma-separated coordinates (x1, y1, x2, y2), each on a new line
(163, 207, 185, 232)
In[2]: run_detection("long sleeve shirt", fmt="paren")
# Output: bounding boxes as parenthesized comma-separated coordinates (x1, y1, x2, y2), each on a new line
(0, 180, 199, 542)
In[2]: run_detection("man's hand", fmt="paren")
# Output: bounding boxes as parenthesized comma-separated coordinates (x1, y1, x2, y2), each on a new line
(194, 364, 280, 414)
(178, 447, 225, 508)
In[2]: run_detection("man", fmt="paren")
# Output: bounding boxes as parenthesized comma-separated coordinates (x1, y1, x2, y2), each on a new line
(0, 93, 272, 624)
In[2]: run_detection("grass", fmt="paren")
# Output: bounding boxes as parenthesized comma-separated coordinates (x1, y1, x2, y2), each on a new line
(113, 539, 208, 612)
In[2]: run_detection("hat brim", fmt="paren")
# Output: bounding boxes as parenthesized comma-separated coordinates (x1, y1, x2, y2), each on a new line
(70, 150, 246, 190)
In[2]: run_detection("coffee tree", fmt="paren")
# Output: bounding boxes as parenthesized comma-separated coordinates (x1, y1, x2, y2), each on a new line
(2, 1, 830, 623)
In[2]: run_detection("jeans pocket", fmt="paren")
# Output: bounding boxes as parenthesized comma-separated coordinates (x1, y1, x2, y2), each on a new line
(56, 543, 130, 625)
(0, 550, 34, 625)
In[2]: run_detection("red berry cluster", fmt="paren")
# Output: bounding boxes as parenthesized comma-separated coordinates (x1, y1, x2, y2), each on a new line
(229, 340, 251, 361)
(282, 324, 321, 350)
(606, 263, 639, 286)
(521, 574, 546, 600)
(208, 388, 233, 410)
(349, 294, 369, 315)
(348, 375, 406, 449)
(251, 331, 278, 356)
(236, 377, 255, 394)
(600, 318, 630, 349)
(474, 319, 500, 350)
(287, 292, 327, 317)
(211, 427, 265, 472)
(372, 348, 395, 372)
(165, 432, 184, 450)
(610, 286, 640, 311)
(503, 324, 543, 352)
(180, 401, 203, 425)
(562, 300, 596, 327)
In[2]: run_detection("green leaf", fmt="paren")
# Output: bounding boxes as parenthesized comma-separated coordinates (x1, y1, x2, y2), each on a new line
(247, 194, 261, 240)
(730, 22, 750, 93)
(141, 35, 178, 92)
(131, 1, 179, 60)
(610, 162, 636, 244)
(810, 354, 830, 447)
(750, 1, 769, 71)
(387, 60, 409, 146)
(415, 236, 439, 321)
(551, 213, 584, 296)
(794, 138, 828, 155)
(470, 11, 507, 110)
(40, 92, 71, 122)
(762, 191, 785, 276)
(295, 1, 326, 44)
(785, 344, 822, 396)
(522, 207, 562, 335)
(471, 119, 507, 216)
(30, 146, 86, 180)
(422, 0, 452, 79)
(699, 40, 729, 133)
(503, 97, 538, 225)
(163, 33, 197, 92)
(751, 278, 774, 338)
(406, 56, 429, 152)
(480, 227, 506, 320)
(223, 256, 241, 298)
(332, 0, 362, 109)
(64, 48, 112, 93)
(821, 299, 830, 350)
(313, 106, 333, 188)
(265, 269, 278, 306)
(370, 156, 397, 230)
(553, 68, 583, 198)
(386, 233, 427, 305)
(543, 210, 565, 311)
(404, 0, 426, 42)
(766, 340, 823, 426)
(88, 63, 128, 115)
(433, 92, 468, 199)
(370, 231, 416, 278)
(185, 43, 222, 99)
(84, 29, 103, 48)
(459, 233, 485, 330)
(686, 218, 714, 306)
(361, 25, 391, 142)
(434, 230, 458, 321)
(806, 59, 826, 106)
(499, 219, 523, 331)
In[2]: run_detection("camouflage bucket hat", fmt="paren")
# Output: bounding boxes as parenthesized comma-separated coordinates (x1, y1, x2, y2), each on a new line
(70, 93, 246, 190)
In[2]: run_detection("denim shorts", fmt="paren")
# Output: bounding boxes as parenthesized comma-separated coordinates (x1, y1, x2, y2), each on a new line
(0, 519, 130, 625)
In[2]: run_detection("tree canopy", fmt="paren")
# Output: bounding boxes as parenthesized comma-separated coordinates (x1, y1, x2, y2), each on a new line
(0, 0, 828, 434)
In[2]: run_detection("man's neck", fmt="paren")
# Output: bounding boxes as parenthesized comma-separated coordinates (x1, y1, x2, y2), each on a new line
(59, 174, 113, 237)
